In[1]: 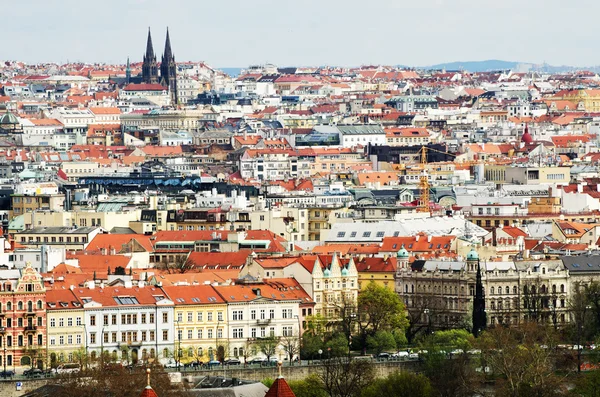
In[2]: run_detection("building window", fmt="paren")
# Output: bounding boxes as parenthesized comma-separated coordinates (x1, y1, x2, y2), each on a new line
(162, 330, 168, 341)
(90, 315, 96, 326)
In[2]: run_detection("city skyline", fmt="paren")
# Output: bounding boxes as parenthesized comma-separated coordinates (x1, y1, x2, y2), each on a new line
(3, 0, 598, 67)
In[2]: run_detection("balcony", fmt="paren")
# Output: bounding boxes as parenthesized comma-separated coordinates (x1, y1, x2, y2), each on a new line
(24, 311, 36, 317)
(256, 319, 271, 326)
(24, 325, 37, 333)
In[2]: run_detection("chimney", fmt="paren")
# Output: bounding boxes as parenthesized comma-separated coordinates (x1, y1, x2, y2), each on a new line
(427, 235, 432, 243)
(87, 280, 95, 290)
(415, 235, 420, 242)
(138, 280, 145, 288)
(577, 183, 584, 193)
(69, 285, 74, 291)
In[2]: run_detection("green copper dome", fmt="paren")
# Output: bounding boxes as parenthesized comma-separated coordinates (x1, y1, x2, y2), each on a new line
(323, 267, 331, 277)
(397, 244, 409, 259)
(466, 248, 479, 261)
(341, 267, 349, 276)
(0, 111, 18, 125)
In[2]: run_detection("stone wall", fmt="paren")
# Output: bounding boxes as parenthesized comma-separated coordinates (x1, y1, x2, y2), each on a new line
(0, 361, 421, 397)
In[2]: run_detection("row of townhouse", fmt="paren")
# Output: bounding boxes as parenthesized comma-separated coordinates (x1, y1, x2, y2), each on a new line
(0, 263, 313, 371)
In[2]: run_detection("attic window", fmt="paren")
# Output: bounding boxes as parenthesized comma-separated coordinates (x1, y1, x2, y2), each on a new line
(271, 294, 277, 298)
(376, 232, 385, 238)
(429, 244, 433, 249)
(363, 232, 371, 238)
(191, 298, 200, 303)
(230, 295, 236, 300)
(154, 295, 165, 302)
(350, 232, 357, 238)
(48, 303, 56, 308)
(59, 302, 68, 308)
(176, 298, 185, 303)
(243, 295, 249, 299)
(81, 298, 92, 304)
(114, 296, 139, 305)
(72, 302, 81, 307)
(408, 244, 413, 248)
(337, 232, 346, 238)
(392, 244, 397, 249)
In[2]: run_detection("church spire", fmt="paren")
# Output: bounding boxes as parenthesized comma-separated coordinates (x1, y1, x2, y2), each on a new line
(145, 27, 155, 60)
(142, 27, 159, 84)
(163, 27, 173, 62)
(126, 56, 131, 84)
(472, 259, 487, 337)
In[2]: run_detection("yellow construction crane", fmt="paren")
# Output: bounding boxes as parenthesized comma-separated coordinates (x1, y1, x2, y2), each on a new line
(417, 146, 430, 213)
(415, 146, 460, 213)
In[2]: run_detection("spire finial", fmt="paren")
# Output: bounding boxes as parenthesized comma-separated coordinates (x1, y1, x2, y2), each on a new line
(277, 360, 283, 378)
(146, 368, 151, 387)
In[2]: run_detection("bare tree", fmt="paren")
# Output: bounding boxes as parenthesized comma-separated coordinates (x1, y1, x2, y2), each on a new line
(281, 333, 299, 364)
(255, 335, 280, 362)
(156, 254, 196, 274)
(319, 356, 375, 397)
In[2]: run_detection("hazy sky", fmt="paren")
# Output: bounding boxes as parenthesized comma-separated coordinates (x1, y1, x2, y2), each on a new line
(4, 0, 598, 67)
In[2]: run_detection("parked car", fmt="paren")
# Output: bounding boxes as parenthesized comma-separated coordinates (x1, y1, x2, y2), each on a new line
(0, 370, 14, 378)
(376, 352, 390, 360)
(223, 358, 241, 365)
(24, 368, 43, 378)
(248, 358, 265, 365)
(164, 360, 178, 369)
(56, 363, 81, 374)
(207, 360, 221, 367)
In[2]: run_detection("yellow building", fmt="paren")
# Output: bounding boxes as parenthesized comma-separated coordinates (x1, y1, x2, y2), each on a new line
(355, 255, 397, 291)
(46, 289, 86, 366)
(161, 285, 228, 363)
(552, 89, 600, 112)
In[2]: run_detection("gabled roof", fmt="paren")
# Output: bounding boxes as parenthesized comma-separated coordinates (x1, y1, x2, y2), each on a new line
(161, 285, 224, 305)
(85, 234, 154, 253)
(265, 377, 296, 397)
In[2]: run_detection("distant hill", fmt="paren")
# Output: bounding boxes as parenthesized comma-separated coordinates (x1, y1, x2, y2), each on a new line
(220, 67, 243, 76)
(424, 60, 519, 72)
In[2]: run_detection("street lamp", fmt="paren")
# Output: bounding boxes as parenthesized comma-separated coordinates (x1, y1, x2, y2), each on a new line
(318, 349, 322, 361)
(175, 320, 181, 372)
(424, 309, 431, 335)
(294, 315, 301, 365)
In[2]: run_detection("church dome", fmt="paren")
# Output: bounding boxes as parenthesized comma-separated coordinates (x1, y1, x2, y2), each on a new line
(323, 267, 331, 277)
(397, 244, 409, 259)
(466, 248, 479, 261)
(341, 267, 349, 276)
(521, 125, 533, 144)
(0, 111, 18, 125)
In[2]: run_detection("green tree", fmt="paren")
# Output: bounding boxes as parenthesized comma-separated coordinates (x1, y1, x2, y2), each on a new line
(255, 336, 280, 361)
(326, 334, 349, 357)
(419, 330, 477, 397)
(301, 333, 323, 360)
(572, 369, 600, 397)
(361, 371, 433, 397)
(289, 374, 329, 397)
(358, 283, 408, 334)
(366, 330, 396, 355)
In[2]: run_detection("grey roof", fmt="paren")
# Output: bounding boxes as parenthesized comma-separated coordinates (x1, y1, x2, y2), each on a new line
(19, 227, 98, 235)
(188, 381, 268, 397)
(560, 255, 600, 273)
(326, 217, 487, 242)
(337, 125, 385, 135)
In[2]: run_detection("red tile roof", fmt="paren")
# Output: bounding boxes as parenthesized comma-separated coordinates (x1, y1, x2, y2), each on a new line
(265, 377, 296, 397)
(123, 83, 166, 91)
(161, 285, 224, 304)
(85, 234, 154, 253)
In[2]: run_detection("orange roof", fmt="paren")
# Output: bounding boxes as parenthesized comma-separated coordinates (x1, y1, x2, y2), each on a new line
(141, 146, 183, 157)
(161, 285, 224, 304)
(152, 270, 239, 286)
(385, 127, 430, 138)
(253, 257, 299, 269)
(500, 226, 528, 238)
(89, 107, 121, 115)
(380, 234, 455, 252)
(355, 257, 396, 273)
(70, 284, 171, 307)
(187, 251, 250, 269)
(75, 254, 131, 274)
(214, 278, 313, 304)
(29, 118, 63, 126)
(85, 234, 154, 253)
(356, 172, 400, 185)
(312, 244, 380, 255)
(551, 135, 592, 148)
(45, 288, 80, 310)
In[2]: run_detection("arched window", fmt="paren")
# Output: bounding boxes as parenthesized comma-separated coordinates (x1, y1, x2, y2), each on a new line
(513, 286, 518, 294)
(239, 347, 244, 358)
(541, 285, 546, 294)
(560, 284, 565, 293)
(188, 348, 193, 357)
(491, 287, 495, 295)
(142, 349, 148, 360)
(552, 285, 556, 294)
(6, 301, 11, 311)
(505, 286, 510, 294)
(198, 347, 203, 357)
(20, 356, 31, 366)
(27, 301, 33, 312)
(208, 347, 213, 359)
(59, 353, 64, 362)
(17, 301, 23, 311)
(150, 349, 156, 358)
(37, 300, 43, 310)
(233, 347, 238, 357)
(90, 351, 97, 360)
(163, 348, 169, 359)
(112, 350, 118, 361)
